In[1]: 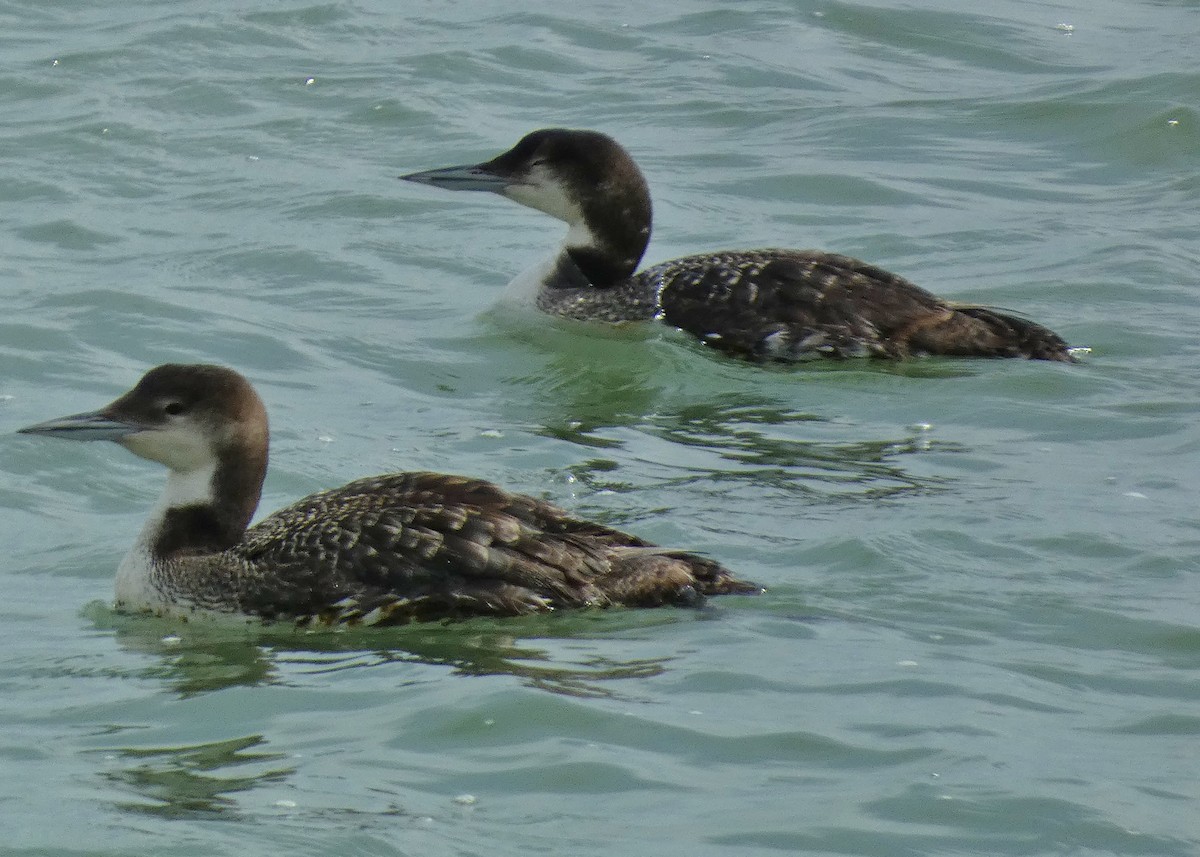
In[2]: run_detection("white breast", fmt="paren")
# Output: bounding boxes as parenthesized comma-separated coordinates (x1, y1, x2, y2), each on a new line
(501, 255, 558, 306)
(114, 462, 217, 612)
(114, 538, 166, 611)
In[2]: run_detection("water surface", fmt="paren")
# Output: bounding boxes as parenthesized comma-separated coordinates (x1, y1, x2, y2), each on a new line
(2, 0, 1198, 854)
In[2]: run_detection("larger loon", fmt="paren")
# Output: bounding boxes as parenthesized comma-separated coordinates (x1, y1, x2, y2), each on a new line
(19, 364, 758, 625)
(401, 128, 1075, 362)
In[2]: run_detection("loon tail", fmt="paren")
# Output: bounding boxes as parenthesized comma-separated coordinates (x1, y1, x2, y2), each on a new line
(913, 305, 1076, 362)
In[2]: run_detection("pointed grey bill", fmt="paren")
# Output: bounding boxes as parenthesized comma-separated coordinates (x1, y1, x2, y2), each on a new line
(399, 163, 509, 193)
(18, 409, 142, 442)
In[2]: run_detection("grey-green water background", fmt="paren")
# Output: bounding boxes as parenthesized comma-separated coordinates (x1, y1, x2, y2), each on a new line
(2, 0, 1198, 854)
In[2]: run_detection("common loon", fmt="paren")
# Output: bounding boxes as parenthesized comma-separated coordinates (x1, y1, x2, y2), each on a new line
(401, 128, 1075, 362)
(19, 364, 759, 625)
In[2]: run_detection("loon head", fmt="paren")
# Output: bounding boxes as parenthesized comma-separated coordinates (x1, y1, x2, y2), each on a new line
(402, 128, 653, 281)
(20, 364, 269, 542)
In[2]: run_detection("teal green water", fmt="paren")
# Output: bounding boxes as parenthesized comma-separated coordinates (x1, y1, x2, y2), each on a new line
(2, 0, 1198, 854)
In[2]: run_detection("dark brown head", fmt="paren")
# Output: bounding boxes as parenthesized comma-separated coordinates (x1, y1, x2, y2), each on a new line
(20, 364, 270, 548)
(99, 364, 269, 474)
(402, 128, 653, 285)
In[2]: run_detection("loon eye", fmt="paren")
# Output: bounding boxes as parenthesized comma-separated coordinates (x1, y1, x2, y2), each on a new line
(163, 401, 185, 416)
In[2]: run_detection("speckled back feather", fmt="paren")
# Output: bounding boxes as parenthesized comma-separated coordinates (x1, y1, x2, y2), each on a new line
(171, 472, 760, 624)
(643, 249, 1074, 362)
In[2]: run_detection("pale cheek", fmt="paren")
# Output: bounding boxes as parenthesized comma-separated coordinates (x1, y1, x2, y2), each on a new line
(505, 181, 582, 225)
(121, 432, 168, 463)
(122, 429, 210, 472)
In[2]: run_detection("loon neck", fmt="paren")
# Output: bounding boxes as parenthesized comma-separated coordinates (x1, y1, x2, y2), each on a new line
(557, 169, 652, 289)
(142, 448, 265, 561)
(560, 245, 642, 290)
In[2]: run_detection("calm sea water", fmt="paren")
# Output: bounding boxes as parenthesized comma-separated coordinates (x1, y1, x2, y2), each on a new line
(2, 0, 1198, 854)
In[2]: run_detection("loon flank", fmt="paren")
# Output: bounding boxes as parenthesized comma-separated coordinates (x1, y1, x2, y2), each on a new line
(401, 128, 1074, 362)
(19, 364, 758, 625)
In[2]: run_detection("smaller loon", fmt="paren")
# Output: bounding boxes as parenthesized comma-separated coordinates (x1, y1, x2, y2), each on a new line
(401, 128, 1076, 362)
(19, 364, 759, 625)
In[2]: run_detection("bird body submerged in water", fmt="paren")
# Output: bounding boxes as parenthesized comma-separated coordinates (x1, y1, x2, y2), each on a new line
(19, 365, 758, 625)
(401, 128, 1075, 362)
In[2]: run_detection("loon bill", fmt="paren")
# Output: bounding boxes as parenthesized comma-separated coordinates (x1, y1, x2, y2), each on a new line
(19, 364, 760, 625)
(401, 127, 1077, 363)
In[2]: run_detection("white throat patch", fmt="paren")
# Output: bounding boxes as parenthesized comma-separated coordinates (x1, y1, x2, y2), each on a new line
(114, 460, 218, 610)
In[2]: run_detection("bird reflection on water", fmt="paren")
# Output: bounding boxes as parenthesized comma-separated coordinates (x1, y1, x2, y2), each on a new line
(87, 601, 690, 699)
(83, 604, 707, 821)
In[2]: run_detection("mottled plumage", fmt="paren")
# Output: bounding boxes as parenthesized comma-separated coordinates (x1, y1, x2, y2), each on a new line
(643, 250, 1072, 361)
(18, 365, 758, 625)
(401, 128, 1075, 362)
(227, 471, 751, 624)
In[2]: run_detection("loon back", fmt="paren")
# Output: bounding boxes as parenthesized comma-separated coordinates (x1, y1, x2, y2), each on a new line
(232, 471, 759, 624)
(640, 249, 1075, 361)
(18, 364, 760, 625)
(401, 128, 1076, 363)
